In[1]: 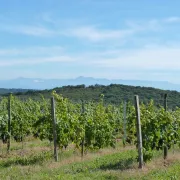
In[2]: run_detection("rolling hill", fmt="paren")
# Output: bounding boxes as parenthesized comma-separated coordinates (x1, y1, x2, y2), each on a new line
(2, 83, 180, 110)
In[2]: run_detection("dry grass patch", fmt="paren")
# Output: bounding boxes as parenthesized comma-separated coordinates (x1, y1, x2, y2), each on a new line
(46, 144, 135, 170)
(114, 151, 180, 179)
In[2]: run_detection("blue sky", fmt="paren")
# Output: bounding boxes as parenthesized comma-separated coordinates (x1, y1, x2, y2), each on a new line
(1, 0, 180, 83)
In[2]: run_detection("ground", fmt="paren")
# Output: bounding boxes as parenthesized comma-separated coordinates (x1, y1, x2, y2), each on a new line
(0, 138, 180, 180)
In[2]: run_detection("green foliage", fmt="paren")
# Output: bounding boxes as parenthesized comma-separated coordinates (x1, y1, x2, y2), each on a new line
(3, 84, 180, 109)
(124, 100, 180, 162)
(1, 92, 180, 162)
(0, 97, 8, 143)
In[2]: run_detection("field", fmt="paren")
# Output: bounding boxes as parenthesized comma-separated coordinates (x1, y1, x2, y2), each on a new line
(0, 92, 180, 179)
(0, 138, 180, 180)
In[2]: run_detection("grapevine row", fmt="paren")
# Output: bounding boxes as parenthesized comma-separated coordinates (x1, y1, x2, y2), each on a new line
(0, 92, 180, 163)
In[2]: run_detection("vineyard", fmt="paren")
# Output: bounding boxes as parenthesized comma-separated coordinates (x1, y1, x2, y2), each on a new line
(0, 91, 180, 179)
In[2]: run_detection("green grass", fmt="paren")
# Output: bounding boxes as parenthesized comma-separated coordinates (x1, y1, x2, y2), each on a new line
(0, 149, 138, 180)
(134, 161, 180, 180)
(0, 139, 180, 180)
(0, 151, 52, 167)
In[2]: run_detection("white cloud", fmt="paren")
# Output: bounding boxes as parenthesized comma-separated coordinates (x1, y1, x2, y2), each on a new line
(0, 49, 20, 56)
(0, 46, 71, 67)
(1, 45, 180, 83)
(67, 16, 178, 42)
(0, 46, 64, 57)
(65, 26, 134, 42)
(0, 16, 179, 41)
(33, 79, 44, 83)
(1, 45, 180, 72)
(163, 17, 180, 23)
(0, 55, 75, 67)
(41, 13, 56, 24)
(89, 47, 180, 70)
(0, 24, 56, 37)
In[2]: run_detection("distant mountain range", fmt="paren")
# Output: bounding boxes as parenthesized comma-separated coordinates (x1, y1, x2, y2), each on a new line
(0, 76, 180, 91)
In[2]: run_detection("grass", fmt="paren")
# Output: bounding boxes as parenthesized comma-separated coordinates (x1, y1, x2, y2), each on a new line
(0, 138, 180, 179)
(0, 151, 52, 167)
(141, 162, 180, 180)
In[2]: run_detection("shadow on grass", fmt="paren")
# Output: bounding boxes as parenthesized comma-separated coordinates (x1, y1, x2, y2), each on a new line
(66, 157, 136, 175)
(0, 151, 52, 168)
(99, 157, 135, 171)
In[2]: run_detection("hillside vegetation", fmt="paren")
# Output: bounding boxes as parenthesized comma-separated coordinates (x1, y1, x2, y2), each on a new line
(2, 84, 180, 109)
(0, 88, 29, 95)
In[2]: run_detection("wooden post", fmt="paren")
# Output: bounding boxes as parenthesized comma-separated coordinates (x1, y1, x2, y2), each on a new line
(123, 100, 127, 147)
(51, 97, 58, 162)
(164, 94, 167, 111)
(81, 100, 85, 159)
(163, 94, 168, 160)
(134, 95, 143, 169)
(7, 94, 11, 153)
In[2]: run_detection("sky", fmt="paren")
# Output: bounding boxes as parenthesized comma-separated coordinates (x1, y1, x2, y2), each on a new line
(1, 0, 180, 83)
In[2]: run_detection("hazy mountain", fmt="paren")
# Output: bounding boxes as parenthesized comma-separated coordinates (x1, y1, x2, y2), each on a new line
(0, 76, 180, 91)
